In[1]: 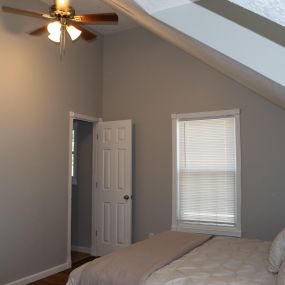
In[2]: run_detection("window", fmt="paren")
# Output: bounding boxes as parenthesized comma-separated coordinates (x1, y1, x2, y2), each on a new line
(172, 109, 241, 236)
(72, 121, 78, 185)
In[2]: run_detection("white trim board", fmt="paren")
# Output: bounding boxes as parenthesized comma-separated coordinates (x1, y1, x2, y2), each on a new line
(71, 246, 92, 254)
(171, 109, 241, 237)
(4, 263, 70, 285)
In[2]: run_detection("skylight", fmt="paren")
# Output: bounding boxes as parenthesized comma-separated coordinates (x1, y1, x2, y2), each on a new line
(229, 0, 285, 27)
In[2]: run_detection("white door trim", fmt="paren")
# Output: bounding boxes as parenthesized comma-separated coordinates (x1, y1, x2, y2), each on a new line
(67, 112, 101, 265)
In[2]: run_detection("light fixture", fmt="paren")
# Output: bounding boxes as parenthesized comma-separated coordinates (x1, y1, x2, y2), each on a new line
(66, 25, 82, 41)
(47, 21, 61, 43)
(2, 0, 118, 59)
(47, 21, 82, 57)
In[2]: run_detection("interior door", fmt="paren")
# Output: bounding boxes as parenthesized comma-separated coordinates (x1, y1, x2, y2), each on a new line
(95, 120, 132, 256)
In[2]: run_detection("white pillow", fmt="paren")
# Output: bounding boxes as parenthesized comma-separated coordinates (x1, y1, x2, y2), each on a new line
(268, 228, 285, 273)
(277, 260, 285, 285)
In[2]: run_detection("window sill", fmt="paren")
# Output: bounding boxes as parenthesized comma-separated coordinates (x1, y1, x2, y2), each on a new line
(172, 222, 241, 237)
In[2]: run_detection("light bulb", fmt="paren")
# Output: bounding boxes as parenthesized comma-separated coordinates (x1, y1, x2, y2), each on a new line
(56, 0, 69, 10)
(47, 21, 61, 43)
(67, 25, 82, 41)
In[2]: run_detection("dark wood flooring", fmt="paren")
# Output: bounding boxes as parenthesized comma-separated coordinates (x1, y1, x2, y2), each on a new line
(28, 252, 96, 285)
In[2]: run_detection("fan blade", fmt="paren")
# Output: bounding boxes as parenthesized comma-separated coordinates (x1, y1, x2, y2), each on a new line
(72, 13, 118, 24)
(2, 6, 52, 20)
(70, 23, 97, 41)
(29, 25, 48, 36)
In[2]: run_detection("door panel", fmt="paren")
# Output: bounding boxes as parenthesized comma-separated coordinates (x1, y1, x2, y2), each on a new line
(95, 120, 132, 256)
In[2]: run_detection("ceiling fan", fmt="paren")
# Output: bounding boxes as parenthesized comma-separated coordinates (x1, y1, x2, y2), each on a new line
(2, 0, 118, 57)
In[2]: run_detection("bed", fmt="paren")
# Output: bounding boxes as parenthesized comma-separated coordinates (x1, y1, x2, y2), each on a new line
(67, 229, 285, 285)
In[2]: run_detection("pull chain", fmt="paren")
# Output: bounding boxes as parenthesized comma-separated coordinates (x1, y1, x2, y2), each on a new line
(60, 19, 67, 59)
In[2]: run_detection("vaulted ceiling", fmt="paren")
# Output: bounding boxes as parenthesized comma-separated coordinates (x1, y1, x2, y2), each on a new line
(39, 0, 285, 109)
(102, 0, 285, 109)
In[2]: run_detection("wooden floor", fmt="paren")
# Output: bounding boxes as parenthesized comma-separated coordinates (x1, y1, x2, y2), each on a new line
(28, 252, 96, 285)
(71, 251, 91, 264)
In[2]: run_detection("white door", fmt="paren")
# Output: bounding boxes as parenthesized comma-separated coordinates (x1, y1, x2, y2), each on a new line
(95, 120, 132, 256)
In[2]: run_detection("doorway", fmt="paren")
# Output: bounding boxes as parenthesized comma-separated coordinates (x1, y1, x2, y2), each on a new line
(71, 119, 93, 264)
(67, 113, 133, 265)
(67, 112, 100, 266)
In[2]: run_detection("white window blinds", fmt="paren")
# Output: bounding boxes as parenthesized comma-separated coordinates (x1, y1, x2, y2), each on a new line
(177, 115, 239, 229)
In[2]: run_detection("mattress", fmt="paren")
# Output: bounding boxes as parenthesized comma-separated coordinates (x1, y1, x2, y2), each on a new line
(67, 237, 276, 285)
(145, 236, 276, 285)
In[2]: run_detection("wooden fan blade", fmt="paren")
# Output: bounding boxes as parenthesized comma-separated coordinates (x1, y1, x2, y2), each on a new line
(70, 23, 97, 41)
(2, 6, 52, 20)
(72, 13, 118, 24)
(29, 24, 48, 36)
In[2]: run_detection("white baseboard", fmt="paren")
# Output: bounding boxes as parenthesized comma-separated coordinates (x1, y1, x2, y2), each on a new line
(4, 263, 70, 285)
(71, 245, 91, 254)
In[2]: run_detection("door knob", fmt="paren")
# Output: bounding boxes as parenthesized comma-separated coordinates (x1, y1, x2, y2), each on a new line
(124, 195, 130, 200)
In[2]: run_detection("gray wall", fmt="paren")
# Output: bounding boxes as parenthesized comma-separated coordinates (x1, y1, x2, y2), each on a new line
(0, 0, 102, 284)
(71, 121, 93, 249)
(102, 27, 285, 242)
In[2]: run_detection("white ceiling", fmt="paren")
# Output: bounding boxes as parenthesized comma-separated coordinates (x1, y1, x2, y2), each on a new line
(40, 0, 137, 34)
(133, 0, 192, 14)
(229, 0, 285, 27)
(105, 0, 285, 110)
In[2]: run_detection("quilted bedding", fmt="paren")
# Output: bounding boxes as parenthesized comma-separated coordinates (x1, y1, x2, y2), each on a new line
(67, 236, 276, 285)
(69, 231, 210, 285)
(145, 236, 276, 285)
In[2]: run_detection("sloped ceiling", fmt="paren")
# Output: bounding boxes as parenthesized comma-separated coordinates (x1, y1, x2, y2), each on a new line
(39, 0, 285, 109)
(229, 0, 285, 27)
(103, 0, 285, 110)
(133, 0, 191, 14)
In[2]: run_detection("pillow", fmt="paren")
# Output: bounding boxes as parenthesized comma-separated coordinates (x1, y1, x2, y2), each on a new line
(277, 260, 285, 285)
(268, 228, 285, 273)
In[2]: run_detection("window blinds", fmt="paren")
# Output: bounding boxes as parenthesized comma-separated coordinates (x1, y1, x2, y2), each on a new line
(178, 116, 237, 227)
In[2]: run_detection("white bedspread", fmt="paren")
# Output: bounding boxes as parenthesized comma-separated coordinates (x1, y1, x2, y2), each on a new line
(67, 236, 276, 285)
(145, 236, 276, 285)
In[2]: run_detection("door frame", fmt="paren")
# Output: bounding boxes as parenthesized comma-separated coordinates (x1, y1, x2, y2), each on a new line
(67, 112, 102, 266)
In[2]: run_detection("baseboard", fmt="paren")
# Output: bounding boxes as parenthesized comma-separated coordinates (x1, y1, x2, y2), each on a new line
(71, 245, 91, 254)
(4, 262, 70, 285)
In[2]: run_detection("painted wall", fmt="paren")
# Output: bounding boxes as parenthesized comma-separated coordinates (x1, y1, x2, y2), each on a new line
(0, 0, 102, 284)
(102, 27, 285, 243)
(71, 121, 93, 250)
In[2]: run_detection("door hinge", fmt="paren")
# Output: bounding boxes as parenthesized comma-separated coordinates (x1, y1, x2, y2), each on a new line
(96, 182, 98, 188)
(96, 230, 98, 237)
(96, 134, 99, 140)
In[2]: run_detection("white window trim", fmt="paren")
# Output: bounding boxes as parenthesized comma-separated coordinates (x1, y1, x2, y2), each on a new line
(171, 109, 241, 237)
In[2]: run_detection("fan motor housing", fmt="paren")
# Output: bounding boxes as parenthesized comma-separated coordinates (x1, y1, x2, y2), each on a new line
(49, 4, 75, 19)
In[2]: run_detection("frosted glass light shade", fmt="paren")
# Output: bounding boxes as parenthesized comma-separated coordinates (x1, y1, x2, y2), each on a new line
(47, 21, 82, 43)
(47, 21, 61, 43)
(48, 33, 61, 43)
(48, 21, 61, 35)
(67, 25, 82, 41)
